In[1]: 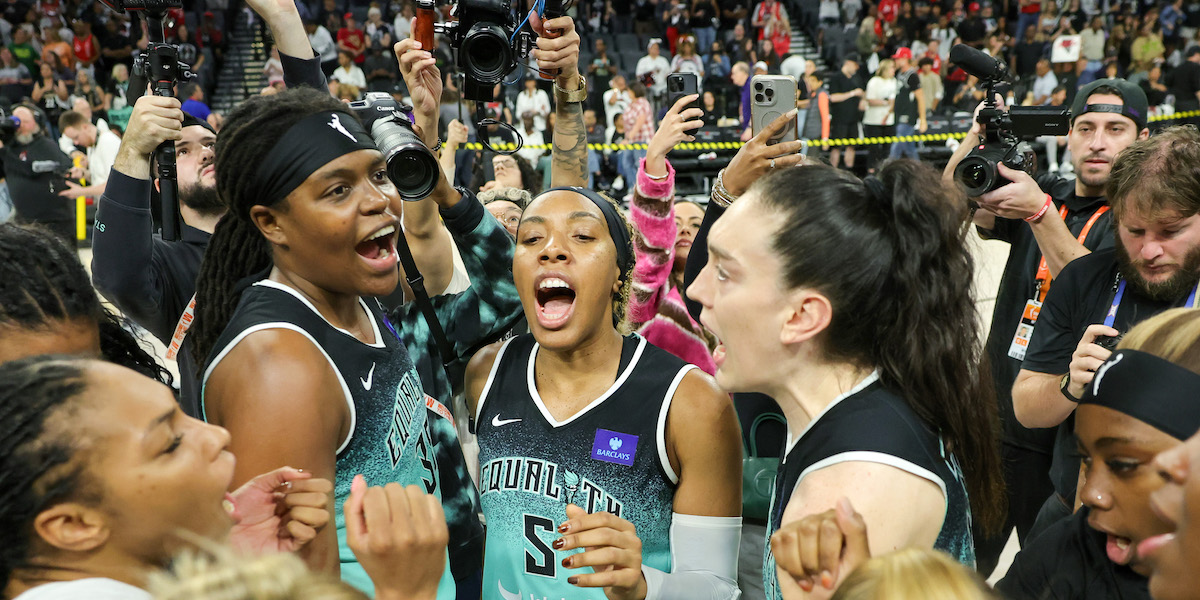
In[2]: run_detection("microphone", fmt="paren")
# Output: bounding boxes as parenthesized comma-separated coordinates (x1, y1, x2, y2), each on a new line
(949, 44, 1011, 82)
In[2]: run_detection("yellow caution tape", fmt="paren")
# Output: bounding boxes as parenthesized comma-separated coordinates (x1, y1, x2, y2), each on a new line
(456, 110, 1200, 152)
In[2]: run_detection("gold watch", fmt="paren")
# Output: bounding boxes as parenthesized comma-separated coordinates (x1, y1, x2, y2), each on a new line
(554, 74, 588, 104)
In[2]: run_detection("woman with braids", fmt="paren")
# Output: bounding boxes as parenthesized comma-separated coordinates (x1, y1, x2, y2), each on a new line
(189, 85, 485, 597)
(463, 181, 743, 598)
(0, 222, 171, 383)
(685, 112, 1005, 599)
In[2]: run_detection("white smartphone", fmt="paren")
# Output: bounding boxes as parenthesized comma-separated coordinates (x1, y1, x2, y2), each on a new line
(750, 74, 798, 145)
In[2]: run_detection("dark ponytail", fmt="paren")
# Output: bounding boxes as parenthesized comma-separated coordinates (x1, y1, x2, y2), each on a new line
(0, 356, 93, 591)
(189, 88, 357, 369)
(751, 160, 1006, 534)
(0, 223, 173, 385)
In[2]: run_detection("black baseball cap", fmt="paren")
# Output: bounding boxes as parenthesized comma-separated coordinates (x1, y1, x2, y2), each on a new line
(1187, 46, 1200, 59)
(1070, 78, 1149, 131)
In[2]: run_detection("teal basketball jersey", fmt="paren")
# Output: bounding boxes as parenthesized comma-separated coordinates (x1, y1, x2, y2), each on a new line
(474, 334, 694, 600)
(202, 280, 455, 599)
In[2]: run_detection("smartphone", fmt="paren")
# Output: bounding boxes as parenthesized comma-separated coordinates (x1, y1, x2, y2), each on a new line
(750, 74, 798, 145)
(413, 0, 435, 51)
(666, 72, 699, 114)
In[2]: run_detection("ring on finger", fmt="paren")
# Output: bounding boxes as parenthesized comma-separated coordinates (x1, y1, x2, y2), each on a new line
(770, 158, 776, 169)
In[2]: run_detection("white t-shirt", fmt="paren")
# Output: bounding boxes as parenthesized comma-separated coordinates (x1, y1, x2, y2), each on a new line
(863, 76, 898, 126)
(309, 25, 338, 63)
(1032, 71, 1059, 104)
(332, 64, 368, 89)
(13, 578, 151, 600)
(514, 88, 551, 132)
(636, 55, 671, 95)
(603, 88, 632, 129)
(780, 54, 807, 82)
(88, 126, 122, 188)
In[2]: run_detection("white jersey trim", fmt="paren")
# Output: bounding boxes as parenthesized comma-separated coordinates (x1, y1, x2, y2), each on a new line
(255, 279, 385, 348)
(202, 323, 357, 455)
(796, 450, 948, 504)
(526, 335, 648, 428)
(656, 365, 696, 486)
(475, 336, 518, 425)
(784, 370, 881, 456)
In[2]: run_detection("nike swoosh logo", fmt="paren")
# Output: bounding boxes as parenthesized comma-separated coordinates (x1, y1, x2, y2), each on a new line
(360, 363, 376, 391)
(498, 581, 521, 600)
(492, 414, 522, 427)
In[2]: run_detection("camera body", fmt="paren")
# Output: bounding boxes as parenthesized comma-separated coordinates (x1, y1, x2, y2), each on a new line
(950, 45, 1071, 196)
(0, 107, 20, 144)
(440, 0, 532, 101)
(348, 92, 440, 201)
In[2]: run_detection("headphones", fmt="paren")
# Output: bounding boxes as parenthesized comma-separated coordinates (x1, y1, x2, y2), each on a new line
(13, 103, 49, 135)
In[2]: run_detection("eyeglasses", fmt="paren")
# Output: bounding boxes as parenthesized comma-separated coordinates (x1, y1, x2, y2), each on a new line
(494, 158, 517, 169)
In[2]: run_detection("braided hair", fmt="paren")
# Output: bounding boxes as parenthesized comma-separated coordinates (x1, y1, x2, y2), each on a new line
(0, 355, 94, 591)
(189, 88, 357, 370)
(0, 223, 172, 384)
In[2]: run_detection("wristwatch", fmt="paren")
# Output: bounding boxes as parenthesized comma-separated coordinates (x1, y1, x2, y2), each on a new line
(1060, 373, 1080, 403)
(554, 74, 588, 104)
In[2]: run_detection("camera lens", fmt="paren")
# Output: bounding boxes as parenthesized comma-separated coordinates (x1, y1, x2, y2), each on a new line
(755, 93, 764, 103)
(955, 156, 995, 196)
(371, 118, 440, 201)
(754, 82, 763, 91)
(765, 88, 774, 97)
(461, 22, 513, 84)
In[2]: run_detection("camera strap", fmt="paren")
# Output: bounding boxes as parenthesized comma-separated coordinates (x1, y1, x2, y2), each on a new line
(389, 217, 461, 384)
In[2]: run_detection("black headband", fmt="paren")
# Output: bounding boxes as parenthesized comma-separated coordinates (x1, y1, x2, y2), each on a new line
(540, 186, 633, 283)
(243, 111, 378, 214)
(1079, 103, 1146, 130)
(1080, 349, 1200, 441)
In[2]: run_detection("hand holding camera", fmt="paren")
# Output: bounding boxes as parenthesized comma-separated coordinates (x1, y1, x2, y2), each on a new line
(123, 95, 185, 157)
(395, 38, 442, 149)
(975, 163, 1056, 221)
(1067, 324, 1122, 399)
(529, 13, 581, 85)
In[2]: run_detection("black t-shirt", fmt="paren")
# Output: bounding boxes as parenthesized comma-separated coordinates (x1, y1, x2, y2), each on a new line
(827, 71, 864, 121)
(1167, 61, 1200, 107)
(959, 16, 987, 44)
(1023, 246, 1197, 499)
(1015, 41, 1048, 78)
(718, 0, 749, 28)
(977, 176, 1108, 451)
(2, 135, 72, 223)
(996, 507, 1150, 600)
(894, 68, 922, 123)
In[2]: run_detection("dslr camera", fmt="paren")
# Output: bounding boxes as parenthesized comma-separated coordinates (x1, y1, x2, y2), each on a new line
(438, 0, 534, 101)
(348, 92, 440, 201)
(950, 44, 1071, 196)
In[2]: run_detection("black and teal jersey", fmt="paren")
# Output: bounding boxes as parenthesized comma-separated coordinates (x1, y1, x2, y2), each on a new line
(474, 333, 692, 600)
(763, 372, 975, 600)
(201, 280, 454, 599)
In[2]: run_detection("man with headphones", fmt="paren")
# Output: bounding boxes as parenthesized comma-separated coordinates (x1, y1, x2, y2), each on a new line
(0, 103, 76, 246)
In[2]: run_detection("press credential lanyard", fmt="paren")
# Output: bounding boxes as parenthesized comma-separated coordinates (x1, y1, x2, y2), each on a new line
(1008, 205, 1110, 361)
(1104, 278, 1200, 328)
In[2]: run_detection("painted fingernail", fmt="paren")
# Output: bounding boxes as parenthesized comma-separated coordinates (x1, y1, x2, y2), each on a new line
(552, 538, 565, 549)
(562, 556, 572, 568)
(568, 576, 579, 585)
(821, 571, 833, 589)
(799, 578, 814, 592)
(557, 523, 569, 533)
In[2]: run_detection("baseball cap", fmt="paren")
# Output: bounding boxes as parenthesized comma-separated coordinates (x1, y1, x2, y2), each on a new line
(1070, 78, 1149, 131)
(844, 53, 861, 64)
(1187, 46, 1200, 59)
(892, 47, 912, 60)
(968, 2, 981, 11)
(343, 11, 354, 20)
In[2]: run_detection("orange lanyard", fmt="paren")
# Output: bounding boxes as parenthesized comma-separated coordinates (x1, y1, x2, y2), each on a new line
(1034, 205, 1111, 303)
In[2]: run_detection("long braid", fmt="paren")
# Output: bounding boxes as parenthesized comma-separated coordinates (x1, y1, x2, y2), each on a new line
(188, 88, 357, 371)
(0, 356, 92, 591)
(0, 224, 172, 385)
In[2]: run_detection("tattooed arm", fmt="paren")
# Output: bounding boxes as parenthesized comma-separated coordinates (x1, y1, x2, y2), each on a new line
(530, 13, 588, 188)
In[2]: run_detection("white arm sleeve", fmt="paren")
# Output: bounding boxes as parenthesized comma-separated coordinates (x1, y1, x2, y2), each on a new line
(641, 513, 742, 600)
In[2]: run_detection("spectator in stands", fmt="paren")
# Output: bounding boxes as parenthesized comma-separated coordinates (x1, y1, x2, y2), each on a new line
(57, 109, 121, 201)
(1032, 57, 1059, 105)
(603, 75, 632, 133)
(364, 6, 393, 49)
(751, 0, 787, 39)
(924, 39, 945, 72)
(620, 81, 655, 190)
(71, 70, 104, 119)
(306, 19, 339, 77)
(1036, 85, 1070, 173)
(337, 12, 367, 64)
(765, 12, 791, 60)
(71, 20, 99, 80)
(918, 56, 943, 114)
(588, 38, 618, 114)
(331, 49, 367, 90)
(1082, 16, 1107, 73)
(827, 54, 864, 170)
(10, 28, 39, 74)
(515, 113, 546, 165)
(1017, 0, 1043, 42)
(862, 58, 897, 173)
(691, 0, 720, 52)
(180, 82, 212, 122)
(637, 38, 672, 108)
(671, 34, 706, 78)
(1142, 62, 1170, 106)
(1131, 19, 1165, 75)
(41, 27, 71, 73)
(1168, 46, 1200, 121)
(0, 46, 31, 104)
(515, 77, 551, 134)
(103, 63, 131, 130)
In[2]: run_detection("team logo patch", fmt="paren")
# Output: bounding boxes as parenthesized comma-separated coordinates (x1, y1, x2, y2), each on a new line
(591, 429, 637, 466)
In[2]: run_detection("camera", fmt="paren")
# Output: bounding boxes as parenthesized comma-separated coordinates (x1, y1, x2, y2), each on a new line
(348, 92, 440, 201)
(439, 0, 534, 101)
(1096, 333, 1125, 353)
(0, 107, 20, 143)
(950, 44, 1071, 196)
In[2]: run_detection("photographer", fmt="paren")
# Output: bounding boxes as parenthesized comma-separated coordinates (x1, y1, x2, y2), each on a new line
(1011, 126, 1200, 539)
(0, 104, 75, 246)
(89, 0, 336, 417)
(57, 108, 122, 200)
(942, 77, 1151, 572)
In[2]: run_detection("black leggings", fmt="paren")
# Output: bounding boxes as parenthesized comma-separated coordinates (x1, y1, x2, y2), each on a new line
(862, 123, 895, 172)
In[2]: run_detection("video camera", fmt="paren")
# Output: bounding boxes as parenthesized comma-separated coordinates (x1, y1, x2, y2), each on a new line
(435, 0, 534, 102)
(950, 44, 1071, 196)
(347, 93, 440, 201)
(0, 107, 20, 143)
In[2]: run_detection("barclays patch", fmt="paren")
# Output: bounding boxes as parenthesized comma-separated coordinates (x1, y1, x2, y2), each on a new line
(591, 429, 637, 466)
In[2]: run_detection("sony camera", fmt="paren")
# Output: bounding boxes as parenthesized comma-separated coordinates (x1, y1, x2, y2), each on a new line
(348, 92, 440, 201)
(950, 44, 1071, 196)
(439, 0, 534, 101)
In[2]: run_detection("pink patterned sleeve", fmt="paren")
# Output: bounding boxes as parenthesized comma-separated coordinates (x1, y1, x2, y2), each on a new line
(627, 157, 678, 326)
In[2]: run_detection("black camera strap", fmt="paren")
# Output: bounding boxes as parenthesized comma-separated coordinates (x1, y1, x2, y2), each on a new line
(390, 218, 459, 380)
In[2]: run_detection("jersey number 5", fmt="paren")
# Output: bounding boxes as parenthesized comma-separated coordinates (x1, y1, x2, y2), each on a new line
(524, 514, 556, 577)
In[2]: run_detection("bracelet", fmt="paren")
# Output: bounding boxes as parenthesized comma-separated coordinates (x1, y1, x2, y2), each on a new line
(645, 170, 669, 181)
(430, 138, 443, 152)
(711, 169, 737, 208)
(1024, 194, 1052, 223)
